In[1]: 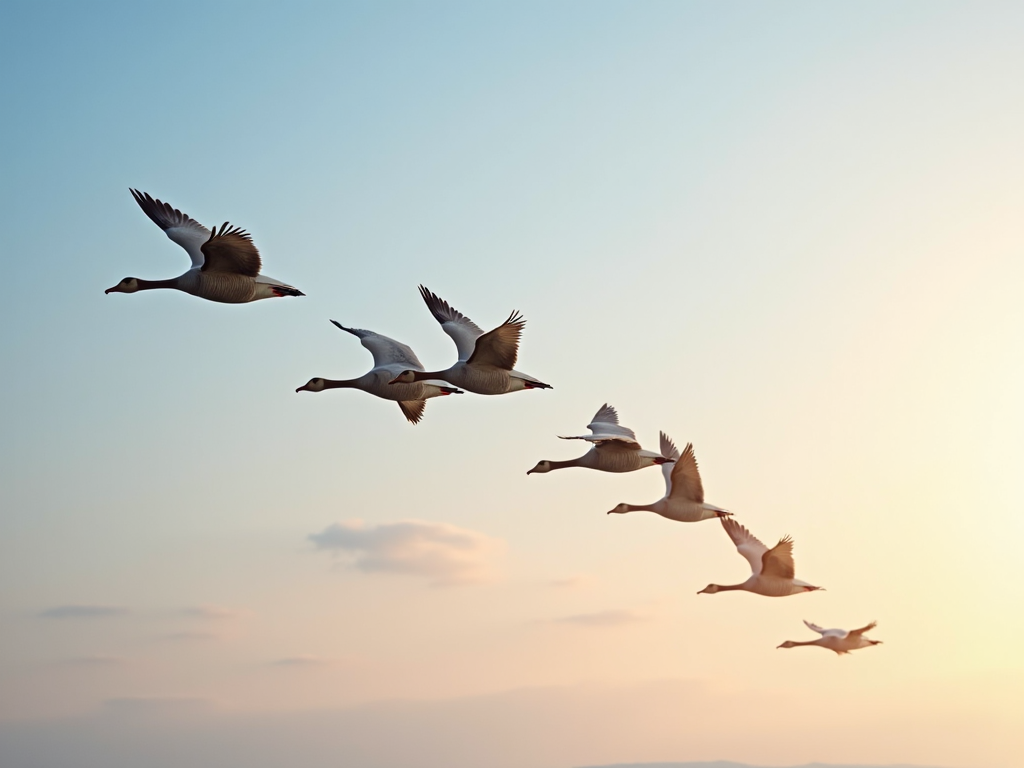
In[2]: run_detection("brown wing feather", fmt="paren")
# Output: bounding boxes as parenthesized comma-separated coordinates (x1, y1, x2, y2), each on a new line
(669, 442, 704, 503)
(200, 222, 262, 277)
(847, 621, 877, 637)
(760, 536, 796, 580)
(466, 311, 524, 369)
(398, 400, 426, 424)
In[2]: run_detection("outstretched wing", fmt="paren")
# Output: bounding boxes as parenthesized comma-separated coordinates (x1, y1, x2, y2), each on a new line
(398, 399, 427, 424)
(419, 286, 483, 361)
(659, 431, 681, 495)
(847, 621, 878, 637)
(803, 620, 828, 636)
(330, 321, 423, 369)
(721, 517, 769, 575)
(668, 442, 704, 503)
(761, 536, 796, 580)
(467, 311, 524, 370)
(200, 223, 262, 277)
(130, 189, 211, 268)
(587, 404, 637, 440)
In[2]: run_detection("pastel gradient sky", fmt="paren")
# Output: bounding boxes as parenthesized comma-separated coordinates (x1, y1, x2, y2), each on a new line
(1, 2, 1022, 767)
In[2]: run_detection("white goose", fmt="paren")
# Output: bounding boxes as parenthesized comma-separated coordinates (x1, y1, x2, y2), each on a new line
(388, 286, 551, 395)
(297, 320, 462, 424)
(106, 190, 304, 303)
(778, 620, 882, 655)
(527, 404, 673, 475)
(607, 433, 731, 521)
(698, 517, 823, 597)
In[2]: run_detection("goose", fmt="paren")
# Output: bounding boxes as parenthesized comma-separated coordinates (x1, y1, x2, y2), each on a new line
(388, 286, 551, 395)
(296, 320, 463, 424)
(697, 517, 823, 597)
(106, 189, 304, 303)
(777, 620, 882, 655)
(527, 404, 673, 474)
(607, 433, 731, 521)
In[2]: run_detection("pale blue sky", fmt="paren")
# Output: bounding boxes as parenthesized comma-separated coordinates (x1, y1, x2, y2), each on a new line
(1, 3, 1022, 767)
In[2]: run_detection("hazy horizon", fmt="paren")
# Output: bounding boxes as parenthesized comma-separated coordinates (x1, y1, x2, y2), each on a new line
(1, 1, 1022, 767)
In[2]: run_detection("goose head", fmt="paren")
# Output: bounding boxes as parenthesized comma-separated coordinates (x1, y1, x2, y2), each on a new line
(697, 584, 721, 595)
(607, 503, 629, 515)
(388, 370, 417, 385)
(105, 277, 140, 294)
(296, 378, 326, 393)
(776, 640, 799, 649)
(526, 460, 552, 475)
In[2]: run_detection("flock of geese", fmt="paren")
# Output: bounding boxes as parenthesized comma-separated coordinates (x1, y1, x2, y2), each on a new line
(107, 189, 882, 656)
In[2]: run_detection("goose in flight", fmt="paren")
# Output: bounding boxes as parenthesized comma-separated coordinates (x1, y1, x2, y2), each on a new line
(527, 404, 673, 474)
(607, 433, 731, 521)
(106, 189, 304, 303)
(388, 286, 551, 395)
(698, 517, 823, 597)
(297, 320, 462, 424)
(777, 620, 882, 655)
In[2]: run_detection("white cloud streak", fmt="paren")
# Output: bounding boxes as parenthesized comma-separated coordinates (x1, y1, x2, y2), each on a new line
(308, 520, 500, 586)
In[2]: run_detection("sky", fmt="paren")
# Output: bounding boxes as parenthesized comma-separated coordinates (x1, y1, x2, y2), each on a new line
(0, 1, 1022, 766)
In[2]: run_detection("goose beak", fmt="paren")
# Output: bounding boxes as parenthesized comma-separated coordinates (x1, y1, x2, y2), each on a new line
(295, 385, 309, 393)
(387, 376, 401, 385)
(104, 286, 115, 294)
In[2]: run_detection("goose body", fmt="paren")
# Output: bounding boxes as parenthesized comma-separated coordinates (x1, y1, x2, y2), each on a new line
(608, 433, 731, 521)
(778, 621, 882, 655)
(297, 321, 462, 424)
(389, 286, 550, 395)
(698, 517, 823, 597)
(106, 190, 304, 303)
(528, 404, 673, 475)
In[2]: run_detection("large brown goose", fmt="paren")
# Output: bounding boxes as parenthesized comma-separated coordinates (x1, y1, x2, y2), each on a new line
(105, 189, 304, 303)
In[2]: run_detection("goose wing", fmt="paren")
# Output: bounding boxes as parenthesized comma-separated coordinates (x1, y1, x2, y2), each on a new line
(761, 536, 796, 580)
(558, 404, 639, 447)
(668, 442, 704, 503)
(467, 311, 524, 370)
(847, 621, 878, 637)
(803, 620, 828, 635)
(419, 286, 483, 361)
(330, 321, 424, 369)
(721, 517, 769, 575)
(200, 223, 262, 277)
(659, 432, 681, 495)
(130, 189, 211, 268)
(398, 400, 427, 424)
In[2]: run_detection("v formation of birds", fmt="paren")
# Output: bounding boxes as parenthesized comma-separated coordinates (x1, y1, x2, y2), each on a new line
(108, 189, 882, 655)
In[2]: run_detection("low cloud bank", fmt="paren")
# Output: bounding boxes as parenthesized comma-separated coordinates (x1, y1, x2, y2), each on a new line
(308, 520, 499, 585)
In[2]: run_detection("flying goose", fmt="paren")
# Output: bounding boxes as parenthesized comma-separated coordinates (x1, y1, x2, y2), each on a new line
(106, 189, 304, 303)
(697, 517, 823, 597)
(297, 320, 463, 424)
(777, 620, 882, 655)
(388, 286, 551, 395)
(607, 433, 731, 521)
(527, 404, 673, 474)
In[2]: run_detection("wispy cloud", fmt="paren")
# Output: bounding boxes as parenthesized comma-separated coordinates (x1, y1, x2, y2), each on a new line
(60, 655, 125, 667)
(39, 605, 129, 619)
(157, 631, 219, 643)
(269, 655, 329, 667)
(102, 697, 211, 716)
(181, 605, 246, 621)
(547, 575, 593, 589)
(308, 520, 500, 586)
(547, 609, 648, 628)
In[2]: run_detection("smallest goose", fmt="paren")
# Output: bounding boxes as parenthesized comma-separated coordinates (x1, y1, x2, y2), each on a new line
(778, 621, 882, 655)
